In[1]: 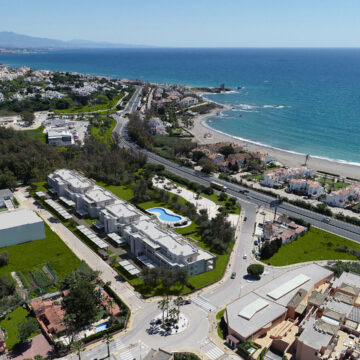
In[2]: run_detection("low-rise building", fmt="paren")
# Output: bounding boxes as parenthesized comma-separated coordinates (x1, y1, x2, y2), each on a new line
(0, 209, 45, 247)
(47, 169, 216, 274)
(226, 264, 333, 346)
(47, 130, 74, 146)
(289, 179, 324, 198)
(261, 167, 314, 188)
(0, 189, 13, 207)
(325, 182, 360, 208)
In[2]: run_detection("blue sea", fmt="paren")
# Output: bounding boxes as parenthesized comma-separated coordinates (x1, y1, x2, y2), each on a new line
(1, 48, 359, 165)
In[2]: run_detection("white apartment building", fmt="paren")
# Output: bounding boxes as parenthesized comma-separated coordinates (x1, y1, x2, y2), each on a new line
(261, 167, 314, 188)
(122, 218, 215, 276)
(289, 179, 324, 198)
(325, 182, 360, 208)
(47, 169, 216, 274)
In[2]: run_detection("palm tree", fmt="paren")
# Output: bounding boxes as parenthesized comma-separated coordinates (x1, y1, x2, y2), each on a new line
(71, 340, 84, 360)
(169, 307, 179, 322)
(103, 333, 113, 359)
(304, 154, 310, 166)
(173, 296, 184, 320)
(157, 298, 169, 324)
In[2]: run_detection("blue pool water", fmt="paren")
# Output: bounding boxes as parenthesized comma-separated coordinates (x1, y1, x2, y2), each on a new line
(95, 321, 110, 332)
(147, 208, 181, 222)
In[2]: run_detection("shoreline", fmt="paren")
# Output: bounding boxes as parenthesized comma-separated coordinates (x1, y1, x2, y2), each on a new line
(189, 100, 360, 179)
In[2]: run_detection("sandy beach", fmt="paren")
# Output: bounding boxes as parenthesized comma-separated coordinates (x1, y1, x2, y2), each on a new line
(189, 105, 360, 180)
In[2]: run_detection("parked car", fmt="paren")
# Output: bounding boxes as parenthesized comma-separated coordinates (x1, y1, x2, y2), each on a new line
(244, 216, 247, 221)
(184, 299, 192, 304)
(254, 240, 258, 246)
(243, 254, 247, 259)
(231, 272, 236, 279)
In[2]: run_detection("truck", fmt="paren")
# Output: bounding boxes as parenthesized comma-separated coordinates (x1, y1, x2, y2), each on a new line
(210, 181, 227, 192)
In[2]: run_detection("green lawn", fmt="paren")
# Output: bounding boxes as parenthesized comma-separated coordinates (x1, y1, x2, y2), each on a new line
(90, 118, 116, 146)
(54, 93, 124, 114)
(0, 307, 38, 350)
(200, 192, 241, 214)
(335, 181, 350, 190)
(32, 181, 48, 193)
(96, 182, 134, 202)
(0, 222, 81, 280)
(262, 227, 360, 266)
(23, 126, 46, 143)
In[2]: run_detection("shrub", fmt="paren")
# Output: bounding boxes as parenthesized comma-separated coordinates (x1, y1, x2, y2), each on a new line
(247, 264, 264, 277)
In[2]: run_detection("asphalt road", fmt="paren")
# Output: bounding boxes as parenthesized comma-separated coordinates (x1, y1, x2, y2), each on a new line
(112, 113, 360, 243)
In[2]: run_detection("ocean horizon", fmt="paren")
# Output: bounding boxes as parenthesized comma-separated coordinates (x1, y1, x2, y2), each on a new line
(1, 48, 359, 165)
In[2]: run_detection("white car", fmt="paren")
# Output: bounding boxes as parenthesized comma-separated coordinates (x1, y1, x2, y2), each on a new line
(243, 254, 247, 259)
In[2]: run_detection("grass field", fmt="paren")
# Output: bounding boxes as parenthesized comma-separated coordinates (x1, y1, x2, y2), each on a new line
(0, 222, 81, 280)
(0, 307, 38, 350)
(23, 126, 46, 143)
(90, 118, 116, 145)
(262, 227, 360, 266)
(54, 93, 124, 114)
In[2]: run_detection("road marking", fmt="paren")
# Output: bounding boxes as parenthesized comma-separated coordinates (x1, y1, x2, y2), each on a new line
(115, 349, 134, 360)
(200, 339, 224, 360)
(192, 295, 217, 313)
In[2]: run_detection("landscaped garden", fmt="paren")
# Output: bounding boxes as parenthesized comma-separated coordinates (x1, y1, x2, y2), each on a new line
(0, 306, 38, 350)
(262, 227, 360, 266)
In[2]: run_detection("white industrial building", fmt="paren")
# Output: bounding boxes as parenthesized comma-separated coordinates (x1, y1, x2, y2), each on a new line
(0, 209, 45, 247)
(47, 169, 216, 275)
(47, 130, 74, 146)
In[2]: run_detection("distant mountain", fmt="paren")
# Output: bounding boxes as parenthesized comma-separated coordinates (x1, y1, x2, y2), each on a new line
(0, 31, 150, 49)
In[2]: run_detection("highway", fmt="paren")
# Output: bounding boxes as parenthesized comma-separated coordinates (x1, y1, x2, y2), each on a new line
(112, 103, 360, 243)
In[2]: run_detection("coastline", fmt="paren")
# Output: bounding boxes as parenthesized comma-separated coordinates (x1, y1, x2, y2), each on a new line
(189, 101, 360, 179)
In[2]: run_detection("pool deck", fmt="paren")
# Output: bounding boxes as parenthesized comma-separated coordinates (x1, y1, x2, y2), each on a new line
(152, 177, 239, 227)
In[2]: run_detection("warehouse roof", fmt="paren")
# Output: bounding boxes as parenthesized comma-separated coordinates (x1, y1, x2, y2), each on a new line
(0, 209, 43, 231)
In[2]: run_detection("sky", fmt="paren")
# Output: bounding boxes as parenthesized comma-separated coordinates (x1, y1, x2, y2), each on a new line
(1, 0, 360, 47)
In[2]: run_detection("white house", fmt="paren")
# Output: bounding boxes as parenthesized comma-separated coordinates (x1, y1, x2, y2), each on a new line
(289, 179, 324, 198)
(325, 183, 360, 208)
(0, 209, 45, 247)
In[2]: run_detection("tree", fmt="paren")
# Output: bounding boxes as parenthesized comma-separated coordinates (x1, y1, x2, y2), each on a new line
(0, 251, 9, 267)
(71, 340, 85, 360)
(63, 280, 100, 327)
(157, 297, 169, 324)
(173, 297, 184, 320)
(169, 307, 179, 322)
(21, 111, 35, 126)
(132, 178, 150, 203)
(219, 145, 234, 158)
(18, 318, 38, 343)
(103, 332, 113, 359)
(199, 158, 217, 174)
(247, 264, 264, 277)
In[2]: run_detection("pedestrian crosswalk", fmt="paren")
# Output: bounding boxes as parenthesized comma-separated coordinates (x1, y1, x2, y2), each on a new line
(200, 338, 224, 360)
(192, 295, 217, 313)
(116, 349, 135, 360)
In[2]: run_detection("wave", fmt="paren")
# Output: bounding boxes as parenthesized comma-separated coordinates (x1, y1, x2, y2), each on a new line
(201, 118, 360, 167)
(263, 105, 285, 109)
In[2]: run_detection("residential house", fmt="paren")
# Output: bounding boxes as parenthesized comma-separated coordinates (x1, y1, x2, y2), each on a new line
(325, 182, 360, 208)
(261, 167, 314, 188)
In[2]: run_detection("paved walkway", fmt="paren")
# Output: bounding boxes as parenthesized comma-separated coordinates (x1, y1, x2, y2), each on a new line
(152, 177, 239, 227)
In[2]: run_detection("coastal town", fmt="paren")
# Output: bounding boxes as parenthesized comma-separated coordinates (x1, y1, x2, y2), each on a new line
(0, 62, 360, 360)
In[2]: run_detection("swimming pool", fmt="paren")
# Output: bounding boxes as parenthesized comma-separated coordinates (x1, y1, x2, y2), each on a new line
(147, 207, 182, 223)
(95, 321, 110, 332)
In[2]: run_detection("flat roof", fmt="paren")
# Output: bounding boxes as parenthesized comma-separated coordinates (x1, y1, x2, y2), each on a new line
(268, 274, 311, 300)
(85, 186, 114, 203)
(298, 317, 332, 350)
(255, 264, 333, 306)
(227, 292, 287, 339)
(238, 297, 269, 320)
(0, 209, 43, 230)
(104, 200, 140, 218)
